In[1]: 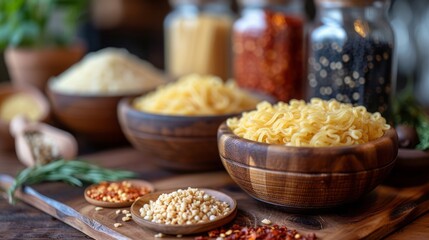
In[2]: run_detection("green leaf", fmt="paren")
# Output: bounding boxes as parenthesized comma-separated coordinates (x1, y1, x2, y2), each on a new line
(0, 0, 87, 49)
(7, 160, 137, 204)
(393, 82, 429, 151)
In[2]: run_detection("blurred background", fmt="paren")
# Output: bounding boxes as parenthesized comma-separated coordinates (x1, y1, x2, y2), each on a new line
(0, 0, 427, 106)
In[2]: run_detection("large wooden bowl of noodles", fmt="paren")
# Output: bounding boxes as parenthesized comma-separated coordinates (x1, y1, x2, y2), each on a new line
(218, 123, 398, 210)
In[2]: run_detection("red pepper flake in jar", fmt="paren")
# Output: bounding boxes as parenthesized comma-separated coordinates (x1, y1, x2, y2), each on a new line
(233, 2, 305, 102)
(194, 224, 317, 240)
(86, 181, 151, 203)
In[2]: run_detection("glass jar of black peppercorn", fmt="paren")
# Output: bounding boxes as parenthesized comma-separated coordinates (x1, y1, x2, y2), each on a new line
(306, 0, 396, 120)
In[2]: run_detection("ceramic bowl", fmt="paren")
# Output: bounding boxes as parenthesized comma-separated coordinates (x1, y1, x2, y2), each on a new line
(118, 98, 253, 171)
(0, 84, 50, 151)
(217, 123, 399, 210)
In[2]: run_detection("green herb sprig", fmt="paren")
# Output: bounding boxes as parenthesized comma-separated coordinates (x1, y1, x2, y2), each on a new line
(7, 159, 136, 204)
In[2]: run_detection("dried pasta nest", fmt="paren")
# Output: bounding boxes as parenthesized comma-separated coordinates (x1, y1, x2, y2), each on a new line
(227, 98, 390, 147)
(133, 74, 260, 116)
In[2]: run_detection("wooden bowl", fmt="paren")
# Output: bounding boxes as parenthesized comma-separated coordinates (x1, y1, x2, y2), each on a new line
(218, 123, 398, 210)
(0, 84, 50, 151)
(396, 148, 429, 169)
(130, 189, 237, 235)
(118, 98, 244, 171)
(384, 148, 429, 186)
(47, 82, 146, 146)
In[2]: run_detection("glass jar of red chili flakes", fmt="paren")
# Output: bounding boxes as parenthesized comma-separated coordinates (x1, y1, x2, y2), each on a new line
(233, 0, 305, 101)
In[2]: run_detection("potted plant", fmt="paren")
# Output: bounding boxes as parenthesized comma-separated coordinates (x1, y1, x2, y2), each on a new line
(0, 0, 87, 91)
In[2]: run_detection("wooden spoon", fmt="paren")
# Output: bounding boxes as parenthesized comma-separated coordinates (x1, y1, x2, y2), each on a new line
(84, 179, 155, 208)
(130, 188, 237, 235)
(10, 116, 78, 167)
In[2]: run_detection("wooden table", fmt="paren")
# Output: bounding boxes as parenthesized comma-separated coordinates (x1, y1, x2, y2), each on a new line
(1, 148, 429, 239)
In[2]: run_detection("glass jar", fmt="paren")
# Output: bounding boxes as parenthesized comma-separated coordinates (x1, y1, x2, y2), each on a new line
(233, 0, 305, 101)
(164, 0, 233, 80)
(306, 0, 396, 120)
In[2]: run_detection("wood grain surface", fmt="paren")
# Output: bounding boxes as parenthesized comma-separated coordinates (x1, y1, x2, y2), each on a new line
(218, 123, 398, 173)
(118, 98, 238, 137)
(1, 148, 429, 239)
(118, 99, 227, 171)
(218, 123, 398, 209)
(221, 157, 396, 210)
(47, 88, 131, 145)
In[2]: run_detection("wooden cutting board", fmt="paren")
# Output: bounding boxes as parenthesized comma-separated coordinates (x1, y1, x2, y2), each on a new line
(1, 148, 429, 240)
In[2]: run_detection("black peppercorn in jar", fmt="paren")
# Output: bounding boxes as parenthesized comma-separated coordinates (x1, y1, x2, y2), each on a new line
(306, 0, 396, 120)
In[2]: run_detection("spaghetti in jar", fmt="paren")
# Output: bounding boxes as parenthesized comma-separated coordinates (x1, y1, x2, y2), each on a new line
(164, 0, 233, 80)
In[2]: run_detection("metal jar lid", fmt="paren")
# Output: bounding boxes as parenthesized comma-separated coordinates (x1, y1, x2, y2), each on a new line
(169, 0, 229, 6)
(237, 0, 294, 7)
(315, 0, 386, 7)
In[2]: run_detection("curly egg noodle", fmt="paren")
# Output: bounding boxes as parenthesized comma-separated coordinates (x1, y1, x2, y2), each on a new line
(227, 98, 391, 147)
(133, 74, 259, 115)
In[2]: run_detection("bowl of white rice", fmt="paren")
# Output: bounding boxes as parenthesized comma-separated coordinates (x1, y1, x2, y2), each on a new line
(47, 48, 167, 145)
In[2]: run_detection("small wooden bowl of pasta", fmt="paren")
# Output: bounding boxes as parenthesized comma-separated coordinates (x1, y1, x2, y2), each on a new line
(218, 99, 399, 210)
(118, 74, 267, 171)
(118, 98, 238, 171)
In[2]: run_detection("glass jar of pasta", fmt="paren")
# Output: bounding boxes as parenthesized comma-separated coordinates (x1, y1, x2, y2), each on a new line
(164, 0, 233, 80)
(306, 0, 396, 120)
(232, 0, 305, 102)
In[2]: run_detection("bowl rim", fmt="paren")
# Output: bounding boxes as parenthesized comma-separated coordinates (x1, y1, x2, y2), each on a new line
(127, 128, 220, 140)
(119, 97, 246, 120)
(222, 154, 397, 175)
(46, 78, 150, 98)
(218, 122, 397, 151)
(218, 122, 398, 173)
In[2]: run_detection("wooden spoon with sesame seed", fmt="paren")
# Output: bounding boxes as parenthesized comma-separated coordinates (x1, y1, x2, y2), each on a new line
(130, 188, 237, 235)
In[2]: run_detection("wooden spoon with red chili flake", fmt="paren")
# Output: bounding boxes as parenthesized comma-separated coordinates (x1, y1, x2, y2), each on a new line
(84, 179, 154, 208)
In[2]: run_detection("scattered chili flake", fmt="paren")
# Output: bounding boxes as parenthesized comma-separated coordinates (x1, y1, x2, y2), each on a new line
(194, 224, 317, 240)
(86, 181, 151, 203)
